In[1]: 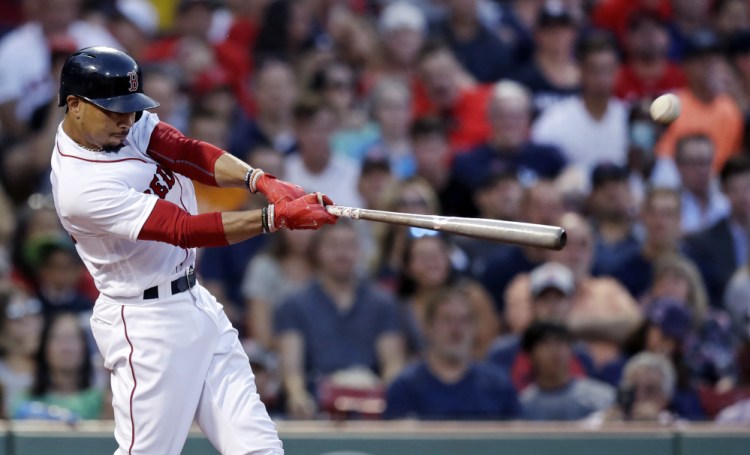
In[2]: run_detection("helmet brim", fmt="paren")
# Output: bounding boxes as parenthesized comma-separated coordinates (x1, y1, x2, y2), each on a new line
(85, 93, 160, 113)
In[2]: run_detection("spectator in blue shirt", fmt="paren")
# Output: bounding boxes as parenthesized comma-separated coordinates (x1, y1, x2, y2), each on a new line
(452, 79, 567, 195)
(275, 220, 406, 418)
(384, 285, 520, 420)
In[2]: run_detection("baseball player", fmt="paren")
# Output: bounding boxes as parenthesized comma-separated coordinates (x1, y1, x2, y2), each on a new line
(50, 46, 337, 454)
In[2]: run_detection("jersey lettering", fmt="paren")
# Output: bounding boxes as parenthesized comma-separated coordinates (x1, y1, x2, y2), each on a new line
(146, 165, 176, 199)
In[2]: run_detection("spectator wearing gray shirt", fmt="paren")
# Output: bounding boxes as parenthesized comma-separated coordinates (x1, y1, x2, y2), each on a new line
(519, 322, 615, 420)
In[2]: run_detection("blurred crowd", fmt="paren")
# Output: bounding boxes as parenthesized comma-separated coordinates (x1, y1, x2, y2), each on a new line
(1, 0, 750, 426)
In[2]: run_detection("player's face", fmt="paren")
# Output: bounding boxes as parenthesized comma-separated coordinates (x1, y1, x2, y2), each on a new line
(69, 97, 136, 151)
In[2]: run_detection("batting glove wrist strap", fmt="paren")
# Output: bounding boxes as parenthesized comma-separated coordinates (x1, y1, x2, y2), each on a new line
(245, 168, 265, 193)
(263, 204, 277, 233)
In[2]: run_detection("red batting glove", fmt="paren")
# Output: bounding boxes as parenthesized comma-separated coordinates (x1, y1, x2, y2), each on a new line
(254, 172, 306, 204)
(267, 193, 338, 232)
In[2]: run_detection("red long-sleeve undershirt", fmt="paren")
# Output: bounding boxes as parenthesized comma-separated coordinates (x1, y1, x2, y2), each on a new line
(137, 122, 231, 247)
(139, 199, 229, 247)
(146, 122, 224, 186)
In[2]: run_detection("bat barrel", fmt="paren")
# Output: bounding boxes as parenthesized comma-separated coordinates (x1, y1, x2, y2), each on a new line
(325, 206, 567, 251)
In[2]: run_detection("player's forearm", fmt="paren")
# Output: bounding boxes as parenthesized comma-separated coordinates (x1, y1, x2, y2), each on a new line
(221, 210, 264, 244)
(139, 199, 264, 247)
(213, 153, 253, 188)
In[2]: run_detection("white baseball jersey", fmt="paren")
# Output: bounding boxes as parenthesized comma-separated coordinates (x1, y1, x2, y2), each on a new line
(50, 111, 196, 298)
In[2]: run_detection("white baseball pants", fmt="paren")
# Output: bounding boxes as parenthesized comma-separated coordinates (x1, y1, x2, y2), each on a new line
(91, 280, 283, 455)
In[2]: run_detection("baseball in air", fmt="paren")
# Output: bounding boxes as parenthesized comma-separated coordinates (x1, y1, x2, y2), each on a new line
(650, 94, 681, 124)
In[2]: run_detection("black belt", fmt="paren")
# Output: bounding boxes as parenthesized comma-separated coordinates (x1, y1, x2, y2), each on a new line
(143, 267, 196, 300)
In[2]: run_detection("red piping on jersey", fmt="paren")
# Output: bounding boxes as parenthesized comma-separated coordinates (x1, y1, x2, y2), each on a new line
(121, 306, 137, 455)
(55, 141, 148, 164)
(174, 172, 189, 212)
(174, 177, 190, 265)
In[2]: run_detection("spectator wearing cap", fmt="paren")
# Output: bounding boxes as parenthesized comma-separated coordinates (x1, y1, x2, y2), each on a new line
(585, 163, 640, 274)
(369, 1, 427, 86)
(510, 3, 581, 114)
(505, 213, 641, 381)
(431, 0, 514, 84)
(477, 181, 564, 314)
(487, 261, 597, 392)
(622, 297, 705, 419)
(505, 212, 641, 388)
(614, 10, 687, 102)
(654, 30, 744, 174)
(413, 41, 493, 155)
(685, 156, 750, 306)
(641, 253, 736, 390)
(0, 0, 119, 136)
(384, 286, 519, 420)
(531, 31, 628, 176)
(519, 322, 615, 421)
(452, 80, 567, 198)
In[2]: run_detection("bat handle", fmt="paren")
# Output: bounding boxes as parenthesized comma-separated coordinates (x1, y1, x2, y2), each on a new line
(326, 205, 361, 219)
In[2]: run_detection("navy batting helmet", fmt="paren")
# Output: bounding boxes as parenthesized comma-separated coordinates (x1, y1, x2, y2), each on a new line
(58, 46, 159, 113)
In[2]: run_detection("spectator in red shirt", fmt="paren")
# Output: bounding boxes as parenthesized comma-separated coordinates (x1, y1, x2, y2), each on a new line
(413, 42, 492, 156)
(615, 11, 687, 102)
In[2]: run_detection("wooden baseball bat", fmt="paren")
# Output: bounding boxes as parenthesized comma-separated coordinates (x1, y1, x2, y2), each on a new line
(325, 205, 566, 250)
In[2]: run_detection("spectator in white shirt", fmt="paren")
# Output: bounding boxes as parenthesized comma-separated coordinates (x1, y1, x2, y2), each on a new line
(284, 97, 363, 208)
(671, 134, 730, 234)
(531, 31, 628, 178)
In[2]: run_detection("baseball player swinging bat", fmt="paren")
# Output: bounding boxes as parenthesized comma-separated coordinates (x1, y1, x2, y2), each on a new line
(324, 204, 567, 250)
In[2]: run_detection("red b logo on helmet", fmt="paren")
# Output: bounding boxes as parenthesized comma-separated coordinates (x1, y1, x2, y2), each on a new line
(127, 71, 138, 92)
